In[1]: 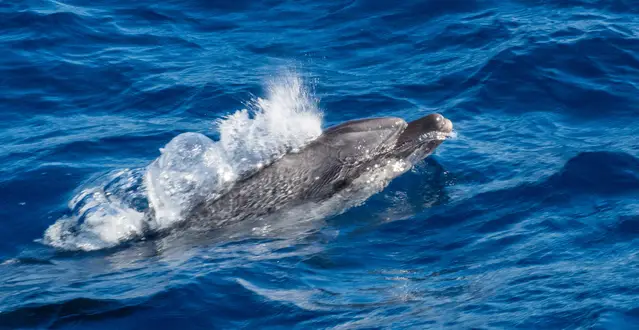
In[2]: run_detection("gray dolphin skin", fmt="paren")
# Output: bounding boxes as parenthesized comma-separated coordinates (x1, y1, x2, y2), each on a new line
(185, 113, 453, 228)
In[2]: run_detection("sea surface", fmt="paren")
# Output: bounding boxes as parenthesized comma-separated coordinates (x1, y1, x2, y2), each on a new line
(2, 0, 639, 329)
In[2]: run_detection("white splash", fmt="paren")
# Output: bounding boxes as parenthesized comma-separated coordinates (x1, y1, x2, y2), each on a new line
(42, 72, 323, 251)
(144, 73, 322, 230)
(43, 169, 147, 251)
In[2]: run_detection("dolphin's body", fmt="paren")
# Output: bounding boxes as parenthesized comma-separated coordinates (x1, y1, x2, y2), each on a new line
(185, 113, 453, 229)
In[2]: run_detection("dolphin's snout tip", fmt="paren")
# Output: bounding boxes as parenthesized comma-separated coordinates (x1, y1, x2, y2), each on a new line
(442, 118, 453, 133)
(428, 113, 453, 133)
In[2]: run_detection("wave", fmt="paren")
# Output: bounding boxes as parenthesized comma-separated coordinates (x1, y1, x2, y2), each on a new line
(42, 72, 323, 251)
(0, 297, 144, 329)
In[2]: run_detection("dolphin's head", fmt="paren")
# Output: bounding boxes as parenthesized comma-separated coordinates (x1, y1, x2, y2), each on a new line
(299, 113, 452, 199)
(316, 113, 452, 168)
(392, 113, 453, 163)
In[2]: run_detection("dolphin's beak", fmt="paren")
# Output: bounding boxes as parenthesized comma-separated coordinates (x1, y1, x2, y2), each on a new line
(439, 116, 454, 134)
(395, 113, 453, 147)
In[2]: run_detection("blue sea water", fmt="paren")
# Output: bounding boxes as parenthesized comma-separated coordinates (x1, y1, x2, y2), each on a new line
(2, 0, 639, 328)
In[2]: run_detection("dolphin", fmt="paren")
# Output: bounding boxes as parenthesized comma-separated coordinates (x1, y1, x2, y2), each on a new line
(185, 113, 453, 229)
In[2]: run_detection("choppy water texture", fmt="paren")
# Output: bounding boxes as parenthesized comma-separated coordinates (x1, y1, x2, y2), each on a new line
(2, 0, 639, 329)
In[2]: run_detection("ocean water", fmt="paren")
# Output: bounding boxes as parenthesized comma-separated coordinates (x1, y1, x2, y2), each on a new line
(2, 0, 639, 328)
